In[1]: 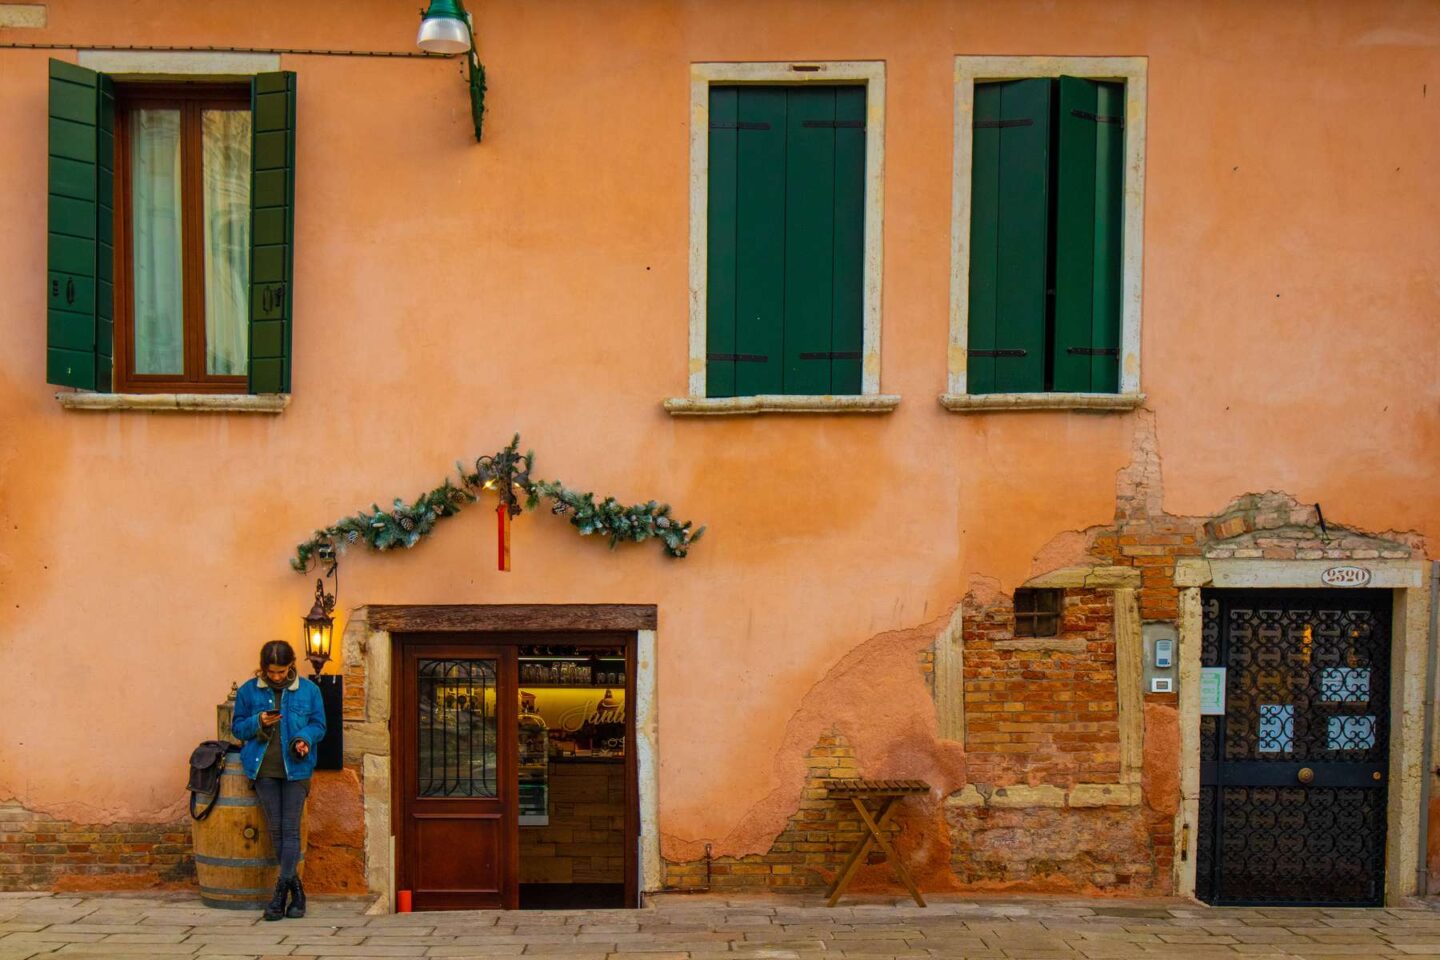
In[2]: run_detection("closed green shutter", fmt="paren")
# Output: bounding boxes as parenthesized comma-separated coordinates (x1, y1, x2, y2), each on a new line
(732, 87, 785, 396)
(705, 84, 865, 398)
(1053, 76, 1124, 393)
(705, 87, 740, 398)
(249, 71, 296, 394)
(46, 59, 114, 391)
(967, 79, 1051, 395)
(829, 87, 865, 395)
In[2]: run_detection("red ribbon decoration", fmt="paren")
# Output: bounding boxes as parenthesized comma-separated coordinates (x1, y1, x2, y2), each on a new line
(496, 501, 512, 572)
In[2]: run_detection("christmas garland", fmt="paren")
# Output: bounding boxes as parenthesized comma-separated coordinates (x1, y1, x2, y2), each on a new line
(291, 435, 704, 574)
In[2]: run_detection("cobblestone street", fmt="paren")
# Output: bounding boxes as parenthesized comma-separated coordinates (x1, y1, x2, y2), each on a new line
(2, 892, 1439, 960)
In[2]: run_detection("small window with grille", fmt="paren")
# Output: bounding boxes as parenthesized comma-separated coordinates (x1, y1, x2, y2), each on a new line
(1014, 588, 1062, 638)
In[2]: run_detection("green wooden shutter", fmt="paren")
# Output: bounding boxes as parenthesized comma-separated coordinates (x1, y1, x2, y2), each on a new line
(829, 86, 866, 395)
(706, 85, 865, 398)
(1053, 76, 1124, 393)
(781, 86, 865, 395)
(705, 87, 739, 398)
(782, 86, 835, 396)
(967, 79, 1051, 394)
(730, 87, 787, 396)
(249, 71, 297, 394)
(46, 59, 114, 391)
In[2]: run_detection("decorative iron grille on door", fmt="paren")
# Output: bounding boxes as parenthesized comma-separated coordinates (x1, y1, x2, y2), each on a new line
(417, 659, 498, 798)
(1197, 590, 1390, 906)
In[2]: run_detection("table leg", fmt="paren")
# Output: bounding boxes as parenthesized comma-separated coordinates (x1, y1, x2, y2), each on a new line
(849, 795, 925, 908)
(825, 796, 907, 907)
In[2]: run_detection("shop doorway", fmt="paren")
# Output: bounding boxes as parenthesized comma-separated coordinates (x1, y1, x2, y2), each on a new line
(1195, 589, 1391, 906)
(393, 632, 638, 911)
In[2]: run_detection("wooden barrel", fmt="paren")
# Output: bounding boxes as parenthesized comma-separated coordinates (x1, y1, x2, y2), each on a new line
(191, 750, 308, 909)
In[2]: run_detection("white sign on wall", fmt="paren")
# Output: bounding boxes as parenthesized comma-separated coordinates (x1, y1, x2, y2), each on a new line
(1199, 667, 1227, 716)
(1321, 565, 1372, 587)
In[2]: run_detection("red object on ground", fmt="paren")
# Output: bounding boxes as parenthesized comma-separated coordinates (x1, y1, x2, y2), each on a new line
(397, 889, 412, 913)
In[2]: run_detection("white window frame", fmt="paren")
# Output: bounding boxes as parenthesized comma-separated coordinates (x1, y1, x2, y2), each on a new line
(666, 60, 898, 416)
(943, 56, 1147, 413)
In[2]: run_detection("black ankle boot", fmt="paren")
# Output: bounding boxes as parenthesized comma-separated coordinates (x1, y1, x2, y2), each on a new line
(262, 876, 288, 921)
(286, 875, 307, 918)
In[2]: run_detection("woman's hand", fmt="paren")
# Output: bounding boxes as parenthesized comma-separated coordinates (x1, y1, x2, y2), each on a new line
(292, 740, 310, 758)
(260, 711, 281, 728)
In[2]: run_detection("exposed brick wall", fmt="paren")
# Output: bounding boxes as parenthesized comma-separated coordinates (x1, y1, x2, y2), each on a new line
(947, 804, 1154, 892)
(663, 732, 881, 891)
(0, 802, 193, 891)
(962, 589, 1121, 788)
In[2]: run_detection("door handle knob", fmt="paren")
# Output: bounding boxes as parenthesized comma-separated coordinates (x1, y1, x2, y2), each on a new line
(1297, 767, 1315, 784)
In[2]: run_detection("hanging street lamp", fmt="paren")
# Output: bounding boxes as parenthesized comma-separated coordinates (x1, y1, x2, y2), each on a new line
(417, 0, 487, 141)
(301, 577, 336, 677)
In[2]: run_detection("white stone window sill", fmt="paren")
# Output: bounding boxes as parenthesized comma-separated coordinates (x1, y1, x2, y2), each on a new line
(56, 392, 289, 414)
(664, 394, 901, 416)
(938, 392, 1145, 413)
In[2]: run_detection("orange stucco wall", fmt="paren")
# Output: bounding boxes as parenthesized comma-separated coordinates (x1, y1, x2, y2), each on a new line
(1, 0, 1437, 876)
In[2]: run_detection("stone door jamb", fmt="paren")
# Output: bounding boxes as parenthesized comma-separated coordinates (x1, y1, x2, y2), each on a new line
(1173, 558, 1429, 905)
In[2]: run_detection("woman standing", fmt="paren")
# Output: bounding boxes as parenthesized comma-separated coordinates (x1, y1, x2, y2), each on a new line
(231, 641, 327, 921)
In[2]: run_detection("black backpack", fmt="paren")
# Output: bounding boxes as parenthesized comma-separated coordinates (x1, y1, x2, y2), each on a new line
(187, 740, 231, 820)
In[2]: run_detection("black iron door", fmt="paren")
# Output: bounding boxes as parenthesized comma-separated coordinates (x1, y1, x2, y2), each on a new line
(1197, 589, 1391, 906)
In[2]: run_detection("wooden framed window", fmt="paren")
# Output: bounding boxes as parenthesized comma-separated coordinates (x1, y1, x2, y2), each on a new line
(945, 57, 1147, 411)
(113, 82, 250, 393)
(46, 60, 297, 396)
(1014, 588, 1062, 638)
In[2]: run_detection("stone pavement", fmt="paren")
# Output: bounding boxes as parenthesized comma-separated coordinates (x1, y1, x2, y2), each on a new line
(3, 891, 1440, 960)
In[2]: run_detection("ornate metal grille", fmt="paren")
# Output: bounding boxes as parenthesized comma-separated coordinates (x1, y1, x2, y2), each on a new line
(1197, 590, 1390, 906)
(417, 658, 498, 798)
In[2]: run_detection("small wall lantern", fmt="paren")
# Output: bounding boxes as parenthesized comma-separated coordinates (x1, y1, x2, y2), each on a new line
(302, 578, 336, 676)
(417, 0, 487, 141)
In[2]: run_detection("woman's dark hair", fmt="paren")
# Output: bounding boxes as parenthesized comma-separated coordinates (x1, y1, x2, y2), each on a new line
(258, 640, 297, 673)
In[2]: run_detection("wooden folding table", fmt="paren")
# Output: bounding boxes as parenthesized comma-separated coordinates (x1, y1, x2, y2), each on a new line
(823, 778, 930, 907)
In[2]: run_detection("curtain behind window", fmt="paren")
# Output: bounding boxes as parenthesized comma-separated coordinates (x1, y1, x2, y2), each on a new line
(130, 108, 183, 375)
(202, 110, 251, 376)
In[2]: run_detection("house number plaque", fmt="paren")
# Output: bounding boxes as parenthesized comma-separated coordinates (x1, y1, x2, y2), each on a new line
(1321, 565, 1372, 587)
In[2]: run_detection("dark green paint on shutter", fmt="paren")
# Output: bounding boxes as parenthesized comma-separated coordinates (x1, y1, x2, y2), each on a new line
(967, 79, 1051, 395)
(705, 86, 739, 398)
(1053, 76, 1124, 393)
(731, 86, 786, 397)
(46, 59, 113, 391)
(782, 86, 837, 396)
(829, 86, 865, 395)
(248, 71, 296, 394)
(704, 84, 866, 398)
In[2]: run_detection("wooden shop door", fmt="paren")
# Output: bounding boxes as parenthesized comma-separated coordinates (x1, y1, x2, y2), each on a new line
(396, 640, 518, 910)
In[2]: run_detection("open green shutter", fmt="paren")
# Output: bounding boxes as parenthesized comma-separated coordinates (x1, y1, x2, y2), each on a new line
(731, 87, 786, 397)
(1053, 76, 1124, 393)
(46, 59, 113, 391)
(967, 79, 1051, 394)
(249, 71, 296, 394)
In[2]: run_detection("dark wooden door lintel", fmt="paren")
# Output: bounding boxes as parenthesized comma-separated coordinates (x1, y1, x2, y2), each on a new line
(369, 604, 657, 633)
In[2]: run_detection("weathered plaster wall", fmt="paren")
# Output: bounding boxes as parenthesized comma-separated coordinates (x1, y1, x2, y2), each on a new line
(0, 0, 1437, 895)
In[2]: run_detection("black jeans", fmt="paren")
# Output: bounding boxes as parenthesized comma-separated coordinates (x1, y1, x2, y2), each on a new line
(253, 777, 309, 880)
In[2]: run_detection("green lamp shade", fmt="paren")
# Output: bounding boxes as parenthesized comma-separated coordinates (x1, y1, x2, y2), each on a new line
(417, 0, 471, 54)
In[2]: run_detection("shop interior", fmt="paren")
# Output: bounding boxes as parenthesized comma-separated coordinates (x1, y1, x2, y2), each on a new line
(517, 643, 629, 909)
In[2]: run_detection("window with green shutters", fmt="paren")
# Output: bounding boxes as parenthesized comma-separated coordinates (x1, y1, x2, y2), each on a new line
(967, 76, 1124, 395)
(705, 84, 866, 398)
(46, 60, 297, 395)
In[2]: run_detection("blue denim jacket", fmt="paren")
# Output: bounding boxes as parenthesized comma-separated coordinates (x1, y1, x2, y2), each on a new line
(231, 675, 327, 781)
